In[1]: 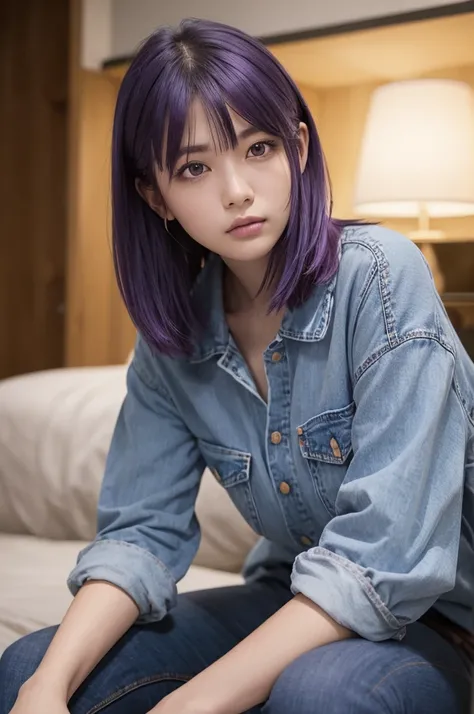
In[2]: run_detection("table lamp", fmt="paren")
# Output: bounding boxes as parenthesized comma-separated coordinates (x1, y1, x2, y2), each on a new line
(354, 79, 474, 292)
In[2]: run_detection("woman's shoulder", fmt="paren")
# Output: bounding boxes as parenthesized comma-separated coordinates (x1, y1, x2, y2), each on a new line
(337, 224, 435, 308)
(340, 224, 426, 277)
(333, 223, 454, 355)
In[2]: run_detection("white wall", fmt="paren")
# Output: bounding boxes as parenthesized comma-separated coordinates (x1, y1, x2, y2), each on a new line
(111, 0, 465, 59)
(81, 0, 467, 68)
(81, 0, 112, 70)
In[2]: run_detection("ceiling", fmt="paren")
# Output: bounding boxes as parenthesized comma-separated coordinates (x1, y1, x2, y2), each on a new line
(105, 12, 474, 90)
(268, 12, 474, 88)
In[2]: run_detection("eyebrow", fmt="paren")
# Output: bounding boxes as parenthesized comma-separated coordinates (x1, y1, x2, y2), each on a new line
(176, 126, 262, 160)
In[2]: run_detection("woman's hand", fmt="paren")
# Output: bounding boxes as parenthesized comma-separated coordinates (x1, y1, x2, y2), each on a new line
(8, 678, 70, 714)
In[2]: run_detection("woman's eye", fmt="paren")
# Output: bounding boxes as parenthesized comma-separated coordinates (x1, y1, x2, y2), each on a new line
(176, 162, 208, 179)
(249, 142, 267, 157)
(185, 163, 205, 177)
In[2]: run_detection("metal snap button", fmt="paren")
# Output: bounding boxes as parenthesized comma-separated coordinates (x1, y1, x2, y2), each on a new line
(330, 437, 342, 458)
(279, 481, 291, 495)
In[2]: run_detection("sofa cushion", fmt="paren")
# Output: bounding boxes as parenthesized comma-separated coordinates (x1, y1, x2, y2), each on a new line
(0, 366, 257, 572)
(0, 534, 244, 655)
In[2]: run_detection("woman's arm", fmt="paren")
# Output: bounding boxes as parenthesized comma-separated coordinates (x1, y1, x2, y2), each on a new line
(153, 593, 352, 714)
(19, 336, 206, 706)
(20, 581, 139, 702)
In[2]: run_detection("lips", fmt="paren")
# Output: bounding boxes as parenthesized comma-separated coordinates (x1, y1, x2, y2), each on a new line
(227, 216, 265, 232)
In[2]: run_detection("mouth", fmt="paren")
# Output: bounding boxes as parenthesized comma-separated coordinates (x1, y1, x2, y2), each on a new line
(227, 216, 266, 238)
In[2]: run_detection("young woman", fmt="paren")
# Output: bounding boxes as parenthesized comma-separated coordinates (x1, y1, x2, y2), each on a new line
(1, 18, 473, 714)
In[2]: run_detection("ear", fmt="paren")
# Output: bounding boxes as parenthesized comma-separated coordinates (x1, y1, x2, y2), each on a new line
(297, 122, 309, 174)
(134, 178, 175, 220)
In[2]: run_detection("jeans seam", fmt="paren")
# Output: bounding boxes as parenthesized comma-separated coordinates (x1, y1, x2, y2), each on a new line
(370, 660, 471, 696)
(84, 673, 192, 714)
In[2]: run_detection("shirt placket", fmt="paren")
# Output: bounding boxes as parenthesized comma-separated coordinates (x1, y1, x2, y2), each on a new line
(264, 336, 319, 550)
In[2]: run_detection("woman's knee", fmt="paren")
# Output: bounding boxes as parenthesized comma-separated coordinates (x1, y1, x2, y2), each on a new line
(263, 633, 470, 714)
(262, 646, 342, 714)
(0, 627, 57, 713)
(263, 640, 394, 714)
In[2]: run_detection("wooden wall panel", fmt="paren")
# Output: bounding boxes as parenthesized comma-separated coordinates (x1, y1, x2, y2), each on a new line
(65, 70, 136, 367)
(0, 0, 69, 378)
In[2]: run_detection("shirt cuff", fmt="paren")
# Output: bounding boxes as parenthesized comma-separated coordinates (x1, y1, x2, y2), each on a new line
(67, 538, 177, 623)
(291, 546, 406, 641)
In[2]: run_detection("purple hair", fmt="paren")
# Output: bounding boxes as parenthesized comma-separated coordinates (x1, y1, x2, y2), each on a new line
(112, 18, 355, 356)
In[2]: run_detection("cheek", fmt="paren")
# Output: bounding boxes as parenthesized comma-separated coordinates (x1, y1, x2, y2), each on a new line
(262, 158, 291, 205)
(166, 187, 218, 242)
(168, 188, 210, 225)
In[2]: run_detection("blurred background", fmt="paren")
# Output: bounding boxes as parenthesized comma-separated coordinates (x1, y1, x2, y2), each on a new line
(2, 0, 474, 380)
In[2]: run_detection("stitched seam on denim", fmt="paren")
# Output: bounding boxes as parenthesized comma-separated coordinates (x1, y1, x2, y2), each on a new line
(131, 358, 177, 405)
(370, 660, 471, 696)
(352, 259, 378, 337)
(305, 547, 403, 633)
(341, 233, 397, 346)
(85, 673, 192, 714)
(278, 278, 337, 342)
(190, 344, 226, 363)
(354, 332, 451, 385)
(453, 377, 474, 426)
(77, 539, 176, 591)
(198, 439, 252, 463)
(278, 292, 335, 342)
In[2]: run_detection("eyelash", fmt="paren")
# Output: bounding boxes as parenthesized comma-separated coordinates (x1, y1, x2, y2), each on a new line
(175, 139, 279, 179)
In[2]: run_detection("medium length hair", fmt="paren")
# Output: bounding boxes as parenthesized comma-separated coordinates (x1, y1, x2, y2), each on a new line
(112, 18, 355, 356)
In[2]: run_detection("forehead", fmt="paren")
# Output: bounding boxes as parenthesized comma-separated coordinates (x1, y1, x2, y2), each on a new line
(182, 99, 252, 145)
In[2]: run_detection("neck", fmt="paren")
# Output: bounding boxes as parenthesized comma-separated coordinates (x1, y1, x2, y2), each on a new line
(223, 256, 272, 314)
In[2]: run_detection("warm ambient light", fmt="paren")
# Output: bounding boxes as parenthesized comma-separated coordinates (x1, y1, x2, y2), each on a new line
(354, 79, 474, 291)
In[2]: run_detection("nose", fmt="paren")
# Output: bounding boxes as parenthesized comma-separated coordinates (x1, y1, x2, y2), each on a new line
(221, 167, 254, 209)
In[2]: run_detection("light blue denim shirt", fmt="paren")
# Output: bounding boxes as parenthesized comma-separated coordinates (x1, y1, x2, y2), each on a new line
(68, 225, 474, 642)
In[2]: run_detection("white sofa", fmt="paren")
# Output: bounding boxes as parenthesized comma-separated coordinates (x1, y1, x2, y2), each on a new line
(0, 365, 259, 654)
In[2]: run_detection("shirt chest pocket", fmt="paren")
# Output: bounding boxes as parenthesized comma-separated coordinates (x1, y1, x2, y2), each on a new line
(297, 402, 355, 517)
(197, 439, 262, 534)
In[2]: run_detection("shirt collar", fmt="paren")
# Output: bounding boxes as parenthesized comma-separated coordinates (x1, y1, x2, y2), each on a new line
(189, 253, 338, 363)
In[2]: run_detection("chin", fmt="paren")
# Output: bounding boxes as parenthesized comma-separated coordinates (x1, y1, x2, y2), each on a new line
(224, 235, 280, 262)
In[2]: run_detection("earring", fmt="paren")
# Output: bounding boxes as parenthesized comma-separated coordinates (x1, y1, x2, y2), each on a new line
(163, 217, 190, 255)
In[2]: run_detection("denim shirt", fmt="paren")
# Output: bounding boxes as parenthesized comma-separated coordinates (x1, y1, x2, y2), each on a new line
(68, 225, 474, 642)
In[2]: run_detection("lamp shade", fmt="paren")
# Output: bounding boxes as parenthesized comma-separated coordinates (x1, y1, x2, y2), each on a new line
(354, 79, 474, 218)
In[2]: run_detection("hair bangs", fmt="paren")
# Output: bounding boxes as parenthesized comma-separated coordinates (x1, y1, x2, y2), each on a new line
(159, 79, 239, 178)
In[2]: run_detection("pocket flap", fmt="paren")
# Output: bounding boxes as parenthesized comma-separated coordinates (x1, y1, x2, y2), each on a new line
(198, 439, 251, 487)
(297, 402, 355, 464)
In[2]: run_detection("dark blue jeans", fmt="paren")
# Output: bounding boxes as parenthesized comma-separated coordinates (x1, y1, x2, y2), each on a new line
(0, 573, 471, 714)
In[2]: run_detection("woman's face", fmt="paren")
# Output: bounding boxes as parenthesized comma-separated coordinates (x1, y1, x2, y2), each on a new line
(142, 100, 308, 264)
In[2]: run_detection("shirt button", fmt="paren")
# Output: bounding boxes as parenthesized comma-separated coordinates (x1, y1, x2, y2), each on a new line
(279, 481, 291, 495)
(271, 431, 282, 445)
(300, 535, 312, 547)
(272, 352, 282, 363)
(330, 437, 342, 458)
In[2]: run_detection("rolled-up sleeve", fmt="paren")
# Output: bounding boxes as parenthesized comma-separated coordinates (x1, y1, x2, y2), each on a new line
(68, 336, 205, 623)
(291, 336, 467, 641)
